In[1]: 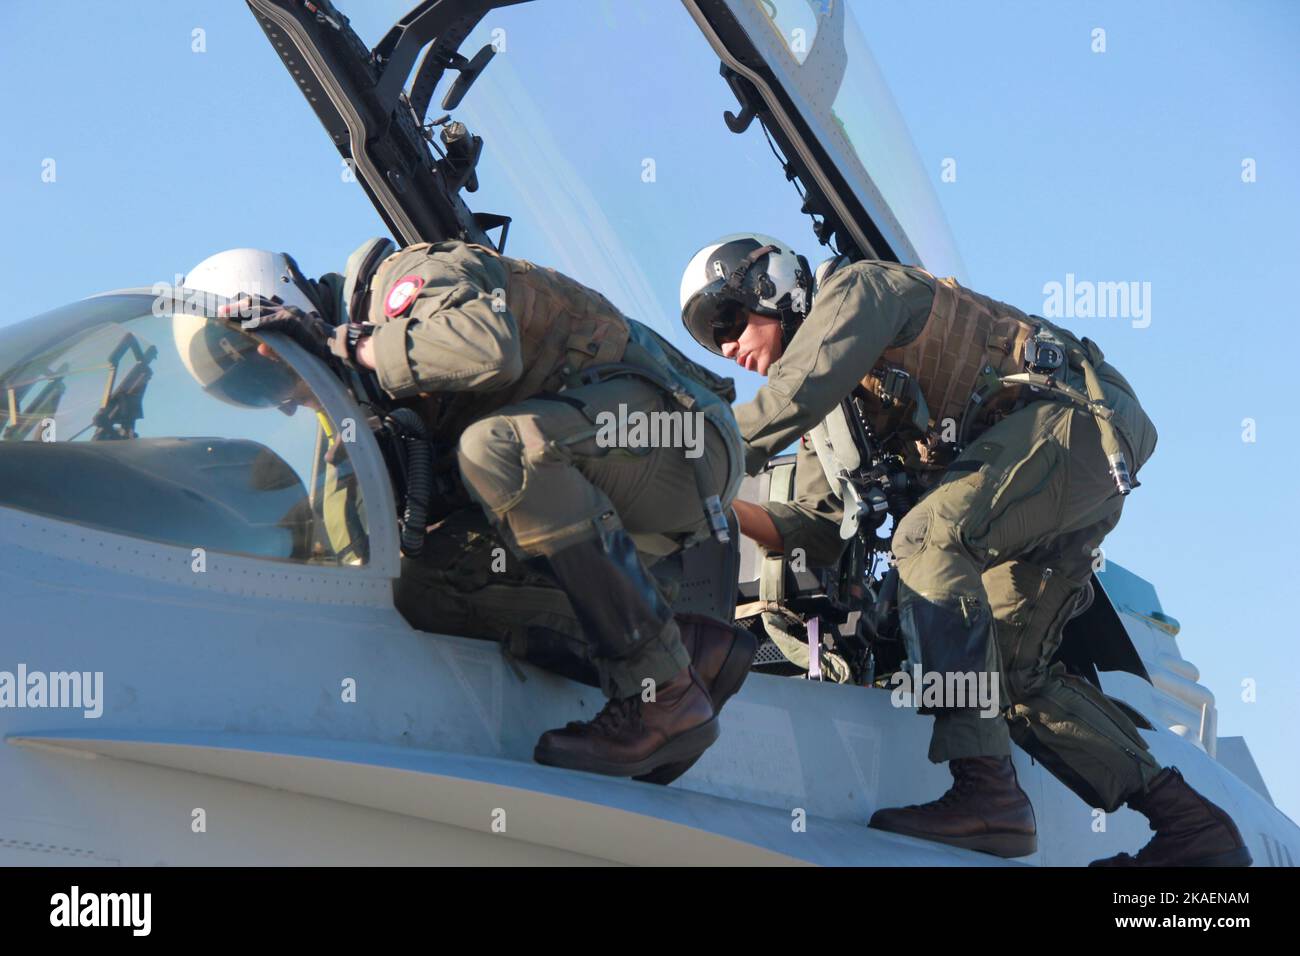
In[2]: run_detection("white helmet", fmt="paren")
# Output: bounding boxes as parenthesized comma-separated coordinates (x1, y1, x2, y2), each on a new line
(173, 249, 313, 409)
(679, 233, 811, 355)
(182, 248, 320, 315)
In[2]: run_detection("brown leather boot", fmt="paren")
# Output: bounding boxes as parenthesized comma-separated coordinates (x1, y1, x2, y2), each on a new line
(1089, 767, 1252, 867)
(868, 756, 1038, 858)
(534, 666, 718, 777)
(635, 614, 758, 785)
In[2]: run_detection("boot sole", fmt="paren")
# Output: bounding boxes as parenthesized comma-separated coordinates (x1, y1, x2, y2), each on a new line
(534, 716, 721, 778)
(634, 629, 759, 786)
(869, 819, 1038, 859)
(1094, 846, 1254, 868)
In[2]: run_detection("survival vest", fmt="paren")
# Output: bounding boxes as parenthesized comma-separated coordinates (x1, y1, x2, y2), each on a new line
(850, 267, 1140, 496)
(858, 273, 1040, 466)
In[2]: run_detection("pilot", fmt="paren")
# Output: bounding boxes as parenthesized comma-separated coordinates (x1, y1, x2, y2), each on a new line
(192, 241, 755, 781)
(173, 252, 367, 564)
(678, 233, 1251, 866)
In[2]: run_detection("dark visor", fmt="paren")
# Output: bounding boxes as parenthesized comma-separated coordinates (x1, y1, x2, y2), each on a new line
(682, 290, 748, 355)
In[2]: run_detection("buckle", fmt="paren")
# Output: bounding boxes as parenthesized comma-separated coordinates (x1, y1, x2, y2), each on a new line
(877, 367, 910, 406)
(1024, 335, 1065, 375)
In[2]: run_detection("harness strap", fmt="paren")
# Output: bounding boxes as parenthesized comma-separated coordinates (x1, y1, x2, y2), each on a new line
(969, 368, 1136, 496)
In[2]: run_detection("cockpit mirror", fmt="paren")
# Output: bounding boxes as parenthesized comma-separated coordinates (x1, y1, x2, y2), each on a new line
(440, 43, 496, 112)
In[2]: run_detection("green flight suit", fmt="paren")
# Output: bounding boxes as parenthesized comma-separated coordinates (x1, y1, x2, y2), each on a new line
(738, 260, 1162, 812)
(363, 241, 742, 699)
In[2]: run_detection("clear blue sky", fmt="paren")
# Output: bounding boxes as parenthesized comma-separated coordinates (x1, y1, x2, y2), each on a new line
(2, 1, 1297, 823)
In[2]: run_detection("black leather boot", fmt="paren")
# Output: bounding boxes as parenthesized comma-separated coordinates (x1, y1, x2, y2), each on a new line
(868, 756, 1038, 858)
(1089, 767, 1252, 867)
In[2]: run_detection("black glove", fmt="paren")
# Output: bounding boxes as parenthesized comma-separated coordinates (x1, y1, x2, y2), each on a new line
(221, 294, 335, 363)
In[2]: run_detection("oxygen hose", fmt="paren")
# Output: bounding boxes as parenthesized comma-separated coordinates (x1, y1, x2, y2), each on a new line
(387, 407, 432, 558)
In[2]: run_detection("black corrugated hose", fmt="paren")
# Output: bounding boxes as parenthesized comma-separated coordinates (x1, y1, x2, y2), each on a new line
(387, 407, 432, 557)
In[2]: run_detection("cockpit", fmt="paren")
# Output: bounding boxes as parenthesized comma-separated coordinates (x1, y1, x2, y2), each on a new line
(0, 292, 368, 565)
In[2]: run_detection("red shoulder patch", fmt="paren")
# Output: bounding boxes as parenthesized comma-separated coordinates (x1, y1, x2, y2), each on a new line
(383, 275, 425, 318)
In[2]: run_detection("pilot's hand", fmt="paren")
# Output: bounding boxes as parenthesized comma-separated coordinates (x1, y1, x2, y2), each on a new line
(220, 294, 334, 362)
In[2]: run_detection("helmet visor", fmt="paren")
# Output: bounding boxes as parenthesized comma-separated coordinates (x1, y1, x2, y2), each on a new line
(682, 289, 748, 356)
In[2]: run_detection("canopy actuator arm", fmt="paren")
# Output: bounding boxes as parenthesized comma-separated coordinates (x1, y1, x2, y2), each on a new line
(245, 0, 527, 248)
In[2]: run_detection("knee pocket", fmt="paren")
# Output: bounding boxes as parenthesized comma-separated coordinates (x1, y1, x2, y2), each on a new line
(892, 504, 975, 564)
(456, 414, 528, 514)
(891, 507, 930, 562)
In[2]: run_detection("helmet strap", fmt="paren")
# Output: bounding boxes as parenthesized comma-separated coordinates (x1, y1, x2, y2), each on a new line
(722, 243, 779, 306)
(777, 255, 814, 349)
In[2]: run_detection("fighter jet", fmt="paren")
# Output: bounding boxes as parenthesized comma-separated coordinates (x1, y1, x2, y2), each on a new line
(0, 0, 1295, 866)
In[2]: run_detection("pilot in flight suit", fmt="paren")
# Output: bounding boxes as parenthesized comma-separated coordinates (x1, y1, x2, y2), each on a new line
(679, 232, 1250, 866)
(239, 238, 754, 781)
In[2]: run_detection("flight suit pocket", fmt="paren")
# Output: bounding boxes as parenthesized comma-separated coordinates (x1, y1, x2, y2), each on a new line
(900, 592, 994, 699)
(981, 560, 1040, 628)
(967, 436, 1065, 557)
